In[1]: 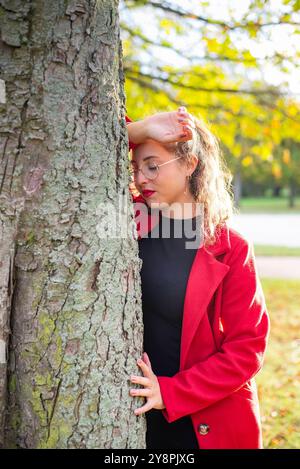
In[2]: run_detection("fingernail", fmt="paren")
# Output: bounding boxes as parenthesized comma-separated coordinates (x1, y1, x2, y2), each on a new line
(137, 359, 142, 365)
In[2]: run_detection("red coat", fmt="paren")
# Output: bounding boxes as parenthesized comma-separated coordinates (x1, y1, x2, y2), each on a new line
(133, 195, 270, 449)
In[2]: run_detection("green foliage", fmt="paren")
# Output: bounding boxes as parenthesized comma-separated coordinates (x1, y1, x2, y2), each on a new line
(121, 0, 300, 193)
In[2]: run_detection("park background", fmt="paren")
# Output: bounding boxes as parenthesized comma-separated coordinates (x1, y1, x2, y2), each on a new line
(121, 0, 300, 449)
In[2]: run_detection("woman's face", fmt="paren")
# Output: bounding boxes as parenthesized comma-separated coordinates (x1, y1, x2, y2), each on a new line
(132, 139, 195, 209)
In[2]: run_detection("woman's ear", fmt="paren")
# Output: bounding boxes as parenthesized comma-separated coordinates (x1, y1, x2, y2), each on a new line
(188, 154, 199, 175)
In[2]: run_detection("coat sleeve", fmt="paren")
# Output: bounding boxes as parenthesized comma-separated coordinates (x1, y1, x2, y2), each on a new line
(157, 238, 270, 423)
(125, 115, 138, 151)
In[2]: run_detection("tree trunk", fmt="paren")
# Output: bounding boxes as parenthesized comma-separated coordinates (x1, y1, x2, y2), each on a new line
(233, 168, 242, 209)
(288, 180, 296, 208)
(272, 185, 281, 198)
(0, 0, 145, 448)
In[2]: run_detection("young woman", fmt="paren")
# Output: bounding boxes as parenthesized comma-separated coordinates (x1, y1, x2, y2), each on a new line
(126, 108, 270, 449)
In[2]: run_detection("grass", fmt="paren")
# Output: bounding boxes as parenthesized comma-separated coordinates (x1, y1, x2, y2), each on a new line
(257, 278, 300, 449)
(254, 245, 300, 257)
(239, 196, 300, 214)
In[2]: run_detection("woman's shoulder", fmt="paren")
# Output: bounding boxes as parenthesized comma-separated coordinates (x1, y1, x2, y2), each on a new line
(228, 225, 253, 250)
(210, 223, 254, 259)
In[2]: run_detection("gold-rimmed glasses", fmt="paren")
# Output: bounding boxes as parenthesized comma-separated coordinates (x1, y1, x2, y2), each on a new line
(129, 156, 183, 181)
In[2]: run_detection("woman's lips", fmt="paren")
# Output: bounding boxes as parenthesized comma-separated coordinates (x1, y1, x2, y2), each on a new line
(142, 190, 156, 198)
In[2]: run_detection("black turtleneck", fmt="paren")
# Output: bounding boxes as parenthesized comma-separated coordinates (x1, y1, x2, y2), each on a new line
(138, 211, 201, 449)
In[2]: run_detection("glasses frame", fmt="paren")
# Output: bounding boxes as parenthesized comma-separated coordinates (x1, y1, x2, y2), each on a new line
(130, 156, 183, 181)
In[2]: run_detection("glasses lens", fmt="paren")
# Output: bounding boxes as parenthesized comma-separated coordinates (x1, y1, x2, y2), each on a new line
(129, 161, 158, 180)
(143, 162, 158, 180)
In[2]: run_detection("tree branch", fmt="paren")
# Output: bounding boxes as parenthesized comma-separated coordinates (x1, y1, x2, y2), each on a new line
(126, 74, 300, 123)
(121, 23, 256, 64)
(121, 23, 299, 68)
(124, 1, 300, 30)
(125, 68, 286, 96)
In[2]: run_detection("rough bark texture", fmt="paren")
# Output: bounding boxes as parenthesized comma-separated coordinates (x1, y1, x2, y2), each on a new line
(0, 0, 145, 448)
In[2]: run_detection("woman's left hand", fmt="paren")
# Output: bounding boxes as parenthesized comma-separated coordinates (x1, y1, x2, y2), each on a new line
(130, 352, 166, 416)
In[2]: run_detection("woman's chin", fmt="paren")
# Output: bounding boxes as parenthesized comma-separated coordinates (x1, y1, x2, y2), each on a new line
(146, 198, 163, 211)
(148, 200, 173, 214)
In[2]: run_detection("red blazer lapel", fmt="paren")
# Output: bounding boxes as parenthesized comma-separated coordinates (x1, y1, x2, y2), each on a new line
(180, 245, 230, 370)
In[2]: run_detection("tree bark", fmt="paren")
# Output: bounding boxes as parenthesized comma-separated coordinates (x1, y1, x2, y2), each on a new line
(233, 168, 242, 209)
(0, 0, 145, 448)
(288, 180, 296, 208)
(272, 185, 281, 198)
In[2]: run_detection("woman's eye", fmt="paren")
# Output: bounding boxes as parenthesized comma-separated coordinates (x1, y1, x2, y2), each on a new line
(148, 165, 157, 171)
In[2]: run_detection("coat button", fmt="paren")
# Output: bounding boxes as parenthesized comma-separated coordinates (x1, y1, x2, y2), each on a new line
(198, 423, 210, 435)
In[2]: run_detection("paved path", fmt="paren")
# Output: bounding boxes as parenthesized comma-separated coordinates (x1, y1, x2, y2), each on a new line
(229, 213, 300, 247)
(256, 256, 300, 279)
(227, 213, 300, 278)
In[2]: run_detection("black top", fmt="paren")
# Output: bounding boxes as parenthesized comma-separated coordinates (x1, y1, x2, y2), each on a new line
(138, 210, 202, 449)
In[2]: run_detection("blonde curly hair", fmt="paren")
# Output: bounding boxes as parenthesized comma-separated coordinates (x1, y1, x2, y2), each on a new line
(171, 116, 234, 246)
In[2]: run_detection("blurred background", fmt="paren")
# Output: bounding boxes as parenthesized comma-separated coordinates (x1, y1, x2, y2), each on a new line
(120, 0, 300, 448)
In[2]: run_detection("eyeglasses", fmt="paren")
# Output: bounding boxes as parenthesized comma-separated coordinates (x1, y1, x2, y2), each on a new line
(129, 156, 183, 181)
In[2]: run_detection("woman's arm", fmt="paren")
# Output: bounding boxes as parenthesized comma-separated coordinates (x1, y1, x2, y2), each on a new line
(156, 238, 270, 423)
(126, 108, 195, 146)
(126, 118, 149, 146)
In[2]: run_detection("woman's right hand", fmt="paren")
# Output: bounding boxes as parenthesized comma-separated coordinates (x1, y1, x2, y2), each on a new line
(127, 107, 195, 145)
(144, 107, 195, 144)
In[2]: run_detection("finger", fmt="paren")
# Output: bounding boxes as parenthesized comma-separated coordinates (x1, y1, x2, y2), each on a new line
(178, 135, 192, 142)
(177, 112, 188, 120)
(137, 359, 152, 378)
(178, 115, 195, 127)
(143, 352, 152, 370)
(178, 117, 189, 124)
(182, 125, 194, 135)
(130, 388, 151, 397)
(134, 401, 153, 416)
(163, 132, 191, 143)
(130, 375, 151, 387)
(177, 110, 195, 122)
(178, 106, 187, 113)
(178, 130, 193, 142)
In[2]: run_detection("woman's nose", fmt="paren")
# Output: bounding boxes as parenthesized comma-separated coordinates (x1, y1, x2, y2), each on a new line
(135, 169, 148, 185)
